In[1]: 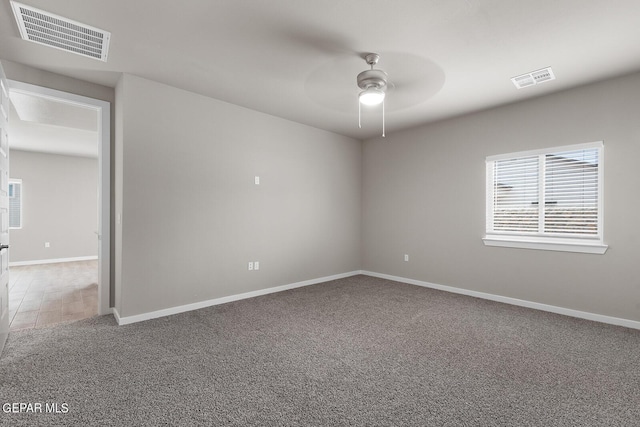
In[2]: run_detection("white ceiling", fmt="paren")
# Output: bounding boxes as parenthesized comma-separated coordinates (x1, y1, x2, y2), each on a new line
(1, 0, 640, 139)
(10, 91, 97, 132)
(9, 92, 98, 158)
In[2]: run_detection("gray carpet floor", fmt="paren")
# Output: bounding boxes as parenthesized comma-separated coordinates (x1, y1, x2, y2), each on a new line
(1, 275, 639, 426)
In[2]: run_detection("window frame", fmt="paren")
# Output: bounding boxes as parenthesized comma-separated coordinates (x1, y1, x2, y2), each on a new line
(483, 141, 607, 254)
(9, 178, 22, 230)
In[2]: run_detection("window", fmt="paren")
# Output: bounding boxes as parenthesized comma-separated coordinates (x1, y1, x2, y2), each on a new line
(9, 179, 22, 229)
(484, 142, 607, 254)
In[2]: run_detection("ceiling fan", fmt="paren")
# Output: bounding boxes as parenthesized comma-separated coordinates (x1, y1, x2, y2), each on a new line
(303, 48, 445, 138)
(357, 53, 388, 137)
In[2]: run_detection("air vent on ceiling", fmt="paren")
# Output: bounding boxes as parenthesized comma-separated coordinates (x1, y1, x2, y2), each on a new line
(511, 67, 555, 89)
(10, 1, 110, 62)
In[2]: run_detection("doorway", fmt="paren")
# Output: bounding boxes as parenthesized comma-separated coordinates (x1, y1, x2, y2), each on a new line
(7, 81, 110, 322)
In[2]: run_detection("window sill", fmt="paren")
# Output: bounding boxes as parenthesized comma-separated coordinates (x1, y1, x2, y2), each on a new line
(483, 236, 608, 254)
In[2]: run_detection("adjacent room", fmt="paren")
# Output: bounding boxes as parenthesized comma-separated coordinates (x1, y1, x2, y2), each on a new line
(0, 1, 639, 425)
(7, 90, 100, 330)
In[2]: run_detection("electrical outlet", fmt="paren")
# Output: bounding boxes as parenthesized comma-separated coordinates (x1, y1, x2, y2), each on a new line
(254, 261, 259, 270)
(404, 254, 409, 262)
(248, 262, 253, 271)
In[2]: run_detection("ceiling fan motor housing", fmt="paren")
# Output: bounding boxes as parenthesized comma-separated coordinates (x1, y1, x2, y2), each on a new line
(357, 69, 388, 90)
(357, 53, 388, 90)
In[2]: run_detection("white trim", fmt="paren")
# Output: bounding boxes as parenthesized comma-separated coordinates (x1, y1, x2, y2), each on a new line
(8, 80, 111, 316)
(482, 236, 608, 254)
(113, 268, 640, 330)
(362, 271, 640, 330)
(486, 141, 605, 252)
(486, 140, 603, 162)
(9, 256, 98, 267)
(114, 271, 362, 326)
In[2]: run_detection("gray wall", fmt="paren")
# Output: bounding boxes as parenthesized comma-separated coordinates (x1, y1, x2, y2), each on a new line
(362, 71, 640, 322)
(115, 74, 362, 317)
(9, 150, 98, 263)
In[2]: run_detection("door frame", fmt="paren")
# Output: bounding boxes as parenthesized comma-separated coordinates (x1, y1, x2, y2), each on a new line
(7, 80, 111, 315)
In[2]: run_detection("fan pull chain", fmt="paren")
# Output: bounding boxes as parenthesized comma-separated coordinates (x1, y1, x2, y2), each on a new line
(382, 99, 385, 138)
(358, 101, 361, 128)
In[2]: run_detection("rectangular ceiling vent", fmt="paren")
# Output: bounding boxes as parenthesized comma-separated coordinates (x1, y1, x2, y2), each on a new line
(10, 1, 110, 62)
(511, 67, 555, 89)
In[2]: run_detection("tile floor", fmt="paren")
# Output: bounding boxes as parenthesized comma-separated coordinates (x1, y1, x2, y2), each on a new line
(8, 260, 98, 331)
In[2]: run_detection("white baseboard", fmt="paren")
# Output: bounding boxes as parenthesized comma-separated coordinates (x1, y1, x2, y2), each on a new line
(114, 270, 362, 326)
(113, 269, 640, 330)
(9, 256, 98, 267)
(362, 271, 640, 330)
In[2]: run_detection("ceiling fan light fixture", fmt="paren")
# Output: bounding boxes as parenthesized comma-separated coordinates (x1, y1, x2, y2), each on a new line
(359, 87, 385, 106)
(356, 53, 388, 137)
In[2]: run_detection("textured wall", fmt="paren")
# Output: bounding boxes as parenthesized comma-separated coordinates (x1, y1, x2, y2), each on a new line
(362, 72, 640, 322)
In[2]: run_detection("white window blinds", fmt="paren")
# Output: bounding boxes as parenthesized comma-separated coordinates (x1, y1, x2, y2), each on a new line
(485, 142, 604, 251)
(491, 155, 539, 233)
(9, 179, 22, 229)
(544, 148, 599, 235)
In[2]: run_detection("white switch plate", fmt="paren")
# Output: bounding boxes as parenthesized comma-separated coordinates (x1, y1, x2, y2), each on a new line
(45, 242, 50, 248)
(404, 254, 409, 262)
(254, 261, 259, 270)
(254, 176, 260, 185)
